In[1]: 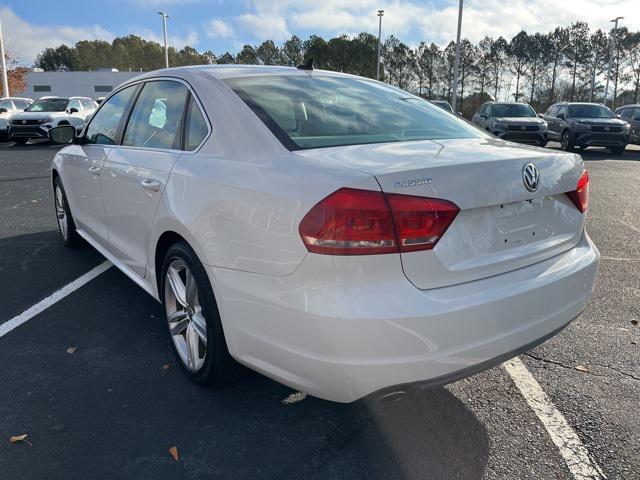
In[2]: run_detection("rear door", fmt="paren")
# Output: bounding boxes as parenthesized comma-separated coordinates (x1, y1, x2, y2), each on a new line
(101, 79, 190, 277)
(544, 106, 558, 139)
(60, 85, 138, 246)
(629, 107, 640, 143)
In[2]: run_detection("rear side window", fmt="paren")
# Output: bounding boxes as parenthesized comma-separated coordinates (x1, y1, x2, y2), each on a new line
(13, 100, 29, 110)
(85, 85, 137, 145)
(184, 97, 208, 151)
(123, 80, 189, 150)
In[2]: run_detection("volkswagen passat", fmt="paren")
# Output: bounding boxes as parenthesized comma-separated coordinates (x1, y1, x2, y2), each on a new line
(48, 65, 599, 402)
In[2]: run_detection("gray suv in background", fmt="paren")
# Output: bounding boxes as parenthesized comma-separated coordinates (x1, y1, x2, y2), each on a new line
(543, 102, 630, 154)
(614, 104, 640, 145)
(471, 102, 548, 146)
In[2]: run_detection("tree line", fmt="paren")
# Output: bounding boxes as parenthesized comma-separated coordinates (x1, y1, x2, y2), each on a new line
(34, 23, 640, 117)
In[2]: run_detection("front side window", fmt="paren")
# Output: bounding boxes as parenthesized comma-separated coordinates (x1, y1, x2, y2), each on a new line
(184, 97, 208, 151)
(568, 104, 613, 119)
(123, 81, 189, 149)
(80, 99, 95, 110)
(490, 103, 536, 118)
(0, 99, 14, 111)
(225, 75, 485, 150)
(13, 100, 30, 110)
(85, 85, 136, 145)
(27, 98, 69, 112)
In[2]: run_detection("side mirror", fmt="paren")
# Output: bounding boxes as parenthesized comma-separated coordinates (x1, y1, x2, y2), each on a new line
(0, 107, 7, 114)
(68, 107, 79, 114)
(557, 113, 565, 120)
(537, 113, 544, 118)
(457, 112, 463, 116)
(480, 114, 488, 119)
(49, 125, 77, 144)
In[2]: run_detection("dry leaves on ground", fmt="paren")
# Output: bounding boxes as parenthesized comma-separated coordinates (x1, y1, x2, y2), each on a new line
(9, 434, 32, 446)
(168, 446, 179, 461)
(575, 364, 589, 373)
(66, 347, 77, 354)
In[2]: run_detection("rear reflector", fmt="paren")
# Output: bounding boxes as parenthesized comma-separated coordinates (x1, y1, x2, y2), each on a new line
(299, 188, 459, 255)
(566, 170, 589, 213)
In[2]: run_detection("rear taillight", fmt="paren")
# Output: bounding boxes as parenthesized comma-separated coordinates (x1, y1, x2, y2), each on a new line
(299, 188, 459, 255)
(566, 170, 589, 213)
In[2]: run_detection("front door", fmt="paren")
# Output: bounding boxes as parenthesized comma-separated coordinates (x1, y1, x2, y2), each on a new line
(101, 80, 190, 278)
(61, 85, 138, 245)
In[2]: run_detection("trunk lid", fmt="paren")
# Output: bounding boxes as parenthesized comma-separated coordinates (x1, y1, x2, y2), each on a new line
(295, 138, 586, 289)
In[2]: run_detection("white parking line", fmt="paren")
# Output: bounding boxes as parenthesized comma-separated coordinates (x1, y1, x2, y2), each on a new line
(0, 261, 111, 339)
(503, 357, 604, 480)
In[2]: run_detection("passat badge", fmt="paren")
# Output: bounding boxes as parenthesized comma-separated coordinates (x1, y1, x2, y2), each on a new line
(522, 163, 540, 192)
(394, 177, 432, 188)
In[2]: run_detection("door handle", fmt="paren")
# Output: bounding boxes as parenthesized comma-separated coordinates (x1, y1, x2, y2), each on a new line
(88, 165, 101, 175)
(140, 178, 162, 192)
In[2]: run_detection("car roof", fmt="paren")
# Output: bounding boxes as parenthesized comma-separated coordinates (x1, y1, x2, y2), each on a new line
(1, 97, 33, 101)
(124, 64, 363, 84)
(617, 104, 640, 108)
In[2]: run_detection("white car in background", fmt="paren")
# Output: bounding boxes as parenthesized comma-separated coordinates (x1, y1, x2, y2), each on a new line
(48, 65, 599, 403)
(9, 96, 97, 144)
(0, 97, 33, 140)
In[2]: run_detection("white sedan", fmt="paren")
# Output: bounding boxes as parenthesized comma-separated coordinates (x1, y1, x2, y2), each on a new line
(48, 65, 599, 403)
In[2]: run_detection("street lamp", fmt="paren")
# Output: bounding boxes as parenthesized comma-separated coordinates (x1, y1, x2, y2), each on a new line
(158, 11, 170, 69)
(603, 16, 623, 108)
(0, 15, 10, 98)
(376, 10, 384, 81)
(451, 0, 464, 112)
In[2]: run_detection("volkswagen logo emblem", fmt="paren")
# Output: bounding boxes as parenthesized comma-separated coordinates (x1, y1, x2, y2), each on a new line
(21, 119, 27, 125)
(604, 126, 610, 131)
(521, 125, 526, 131)
(522, 163, 540, 192)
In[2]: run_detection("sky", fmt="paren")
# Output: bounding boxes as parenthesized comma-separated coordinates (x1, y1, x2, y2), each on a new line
(1, 0, 638, 67)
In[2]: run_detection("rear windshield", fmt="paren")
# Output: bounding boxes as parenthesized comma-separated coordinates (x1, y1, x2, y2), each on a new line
(568, 105, 613, 118)
(27, 98, 69, 112)
(491, 104, 536, 118)
(224, 75, 485, 150)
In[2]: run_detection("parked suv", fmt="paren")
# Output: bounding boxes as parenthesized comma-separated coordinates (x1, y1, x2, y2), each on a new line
(8, 96, 97, 144)
(543, 102, 629, 154)
(429, 99, 454, 113)
(614, 104, 640, 145)
(0, 97, 33, 140)
(472, 101, 548, 146)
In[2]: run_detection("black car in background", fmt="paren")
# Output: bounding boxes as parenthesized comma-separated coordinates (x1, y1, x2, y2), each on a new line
(543, 102, 630, 153)
(471, 101, 548, 146)
(614, 104, 640, 145)
(429, 100, 454, 113)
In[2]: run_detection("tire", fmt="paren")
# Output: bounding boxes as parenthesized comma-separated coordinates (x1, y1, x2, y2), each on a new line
(611, 146, 625, 155)
(160, 241, 242, 385)
(538, 141, 548, 148)
(13, 138, 28, 145)
(560, 130, 574, 151)
(53, 176, 82, 247)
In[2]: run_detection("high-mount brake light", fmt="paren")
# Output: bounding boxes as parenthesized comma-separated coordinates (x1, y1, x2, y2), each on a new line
(299, 188, 459, 255)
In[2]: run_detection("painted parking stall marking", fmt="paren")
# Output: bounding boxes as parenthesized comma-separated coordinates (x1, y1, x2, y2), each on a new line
(0, 261, 111, 338)
(503, 358, 604, 480)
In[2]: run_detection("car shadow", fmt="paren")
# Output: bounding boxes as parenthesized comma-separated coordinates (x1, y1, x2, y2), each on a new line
(0, 232, 490, 479)
(546, 141, 640, 161)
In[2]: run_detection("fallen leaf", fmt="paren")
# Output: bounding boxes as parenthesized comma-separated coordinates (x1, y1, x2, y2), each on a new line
(631, 341, 637, 346)
(575, 365, 589, 373)
(631, 320, 638, 326)
(66, 347, 77, 354)
(168, 446, 179, 461)
(282, 392, 307, 405)
(162, 364, 170, 370)
(9, 434, 30, 445)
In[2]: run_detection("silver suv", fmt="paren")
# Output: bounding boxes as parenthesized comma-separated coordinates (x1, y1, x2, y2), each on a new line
(472, 102, 548, 147)
(8, 96, 97, 145)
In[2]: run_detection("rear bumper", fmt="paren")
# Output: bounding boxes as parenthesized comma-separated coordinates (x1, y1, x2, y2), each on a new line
(209, 232, 599, 403)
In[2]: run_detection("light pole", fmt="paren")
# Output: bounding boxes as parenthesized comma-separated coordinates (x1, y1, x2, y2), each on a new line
(376, 10, 384, 81)
(158, 11, 170, 69)
(603, 16, 623, 108)
(451, 0, 464, 112)
(0, 15, 10, 98)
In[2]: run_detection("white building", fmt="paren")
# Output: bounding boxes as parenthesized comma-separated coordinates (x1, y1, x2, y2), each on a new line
(22, 69, 142, 99)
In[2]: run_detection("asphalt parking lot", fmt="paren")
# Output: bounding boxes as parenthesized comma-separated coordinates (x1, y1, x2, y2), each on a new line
(1, 140, 639, 479)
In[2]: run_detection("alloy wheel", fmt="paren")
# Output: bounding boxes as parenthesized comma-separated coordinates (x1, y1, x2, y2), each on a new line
(54, 184, 68, 241)
(164, 259, 208, 371)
